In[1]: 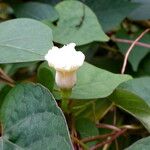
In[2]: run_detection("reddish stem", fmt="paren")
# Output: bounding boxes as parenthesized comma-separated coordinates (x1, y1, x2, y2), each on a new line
(112, 38, 150, 48)
(90, 128, 127, 150)
(81, 133, 115, 143)
(96, 123, 121, 131)
(121, 28, 150, 74)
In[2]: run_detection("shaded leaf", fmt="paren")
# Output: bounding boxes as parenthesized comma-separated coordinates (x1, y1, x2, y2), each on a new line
(125, 136, 150, 150)
(37, 62, 55, 92)
(137, 54, 150, 76)
(14, 2, 58, 22)
(73, 99, 112, 122)
(110, 77, 150, 132)
(76, 118, 99, 147)
(84, 0, 139, 31)
(129, 0, 150, 20)
(119, 77, 150, 107)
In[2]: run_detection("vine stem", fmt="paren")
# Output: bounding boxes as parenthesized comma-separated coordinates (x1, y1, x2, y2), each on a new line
(112, 37, 150, 48)
(96, 123, 121, 131)
(61, 98, 69, 112)
(0, 68, 14, 87)
(81, 133, 115, 143)
(60, 89, 72, 113)
(121, 28, 150, 74)
(90, 128, 127, 150)
(71, 135, 89, 150)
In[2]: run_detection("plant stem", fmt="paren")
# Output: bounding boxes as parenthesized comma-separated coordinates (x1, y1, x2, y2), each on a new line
(120, 124, 142, 130)
(96, 123, 120, 131)
(61, 98, 69, 113)
(71, 136, 89, 150)
(81, 133, 115, 143)
(112, 37, 150, 48)
(60, 89, 72, 113)
(0, 68, 15, 87)
(90, 128, 127, 150)
(121, 28, 150, 74)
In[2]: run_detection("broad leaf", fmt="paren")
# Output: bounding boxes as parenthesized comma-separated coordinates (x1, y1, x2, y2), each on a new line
(110, 79, 150, 132)
(119, 77, 150, 106)
(51, 0, 109, 46)
(83, 0, 139, 31)
(0, 18, 53, 64)
(71, 62, 132, 99)
(125, 136, 150, 150)
(14, 2, 58, 22)
(0, 83, 73, 150)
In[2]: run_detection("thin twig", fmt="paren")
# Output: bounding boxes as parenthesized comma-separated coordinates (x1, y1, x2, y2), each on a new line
(96, 123, 121, 131)
(71, 136, 89, 150)
(120, 124, 142, 130)
(112, 37, 150, 48)
(0, 68, 15, 87)
(113, 107, 119, 150)
(113, 107, 117, 126)
(90, 128, 127, 150)
(121, 28, 150, 74)
(115, 139, 119, 150)
(81, 133, 115, 143)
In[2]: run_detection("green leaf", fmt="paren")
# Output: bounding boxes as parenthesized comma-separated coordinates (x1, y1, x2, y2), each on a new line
(13, 2, 59, 22)
(32, 0, 61, 5)
(91, 57, 122, 73)
(137, 54, 150, 76)
(50, 0, 109, 46)
(0, 85, 12, 107)
(0, 18, 53, 64)
(116, 30, 150, 71)
(73, 99, 112, 122)
(119, 77, 150, 107)
(71, 62, 132, 99)
(84, 0, 139, 31)
(125, 136, 150, 150)
(0, 83, 73, 149)
(110, 77, 150, 132)
(129, 0, 150, 20)
(37, 62, 55, 92)
(76, 118, 99, 147)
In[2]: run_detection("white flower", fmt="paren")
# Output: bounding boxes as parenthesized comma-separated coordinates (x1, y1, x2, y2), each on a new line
(45, 43, 85, 89)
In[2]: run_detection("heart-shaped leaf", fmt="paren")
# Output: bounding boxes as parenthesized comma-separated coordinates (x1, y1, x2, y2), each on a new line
(50, 0, 109, 46)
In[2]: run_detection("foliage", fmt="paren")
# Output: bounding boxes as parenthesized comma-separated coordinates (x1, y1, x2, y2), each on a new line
(0, 0, 150, 149)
